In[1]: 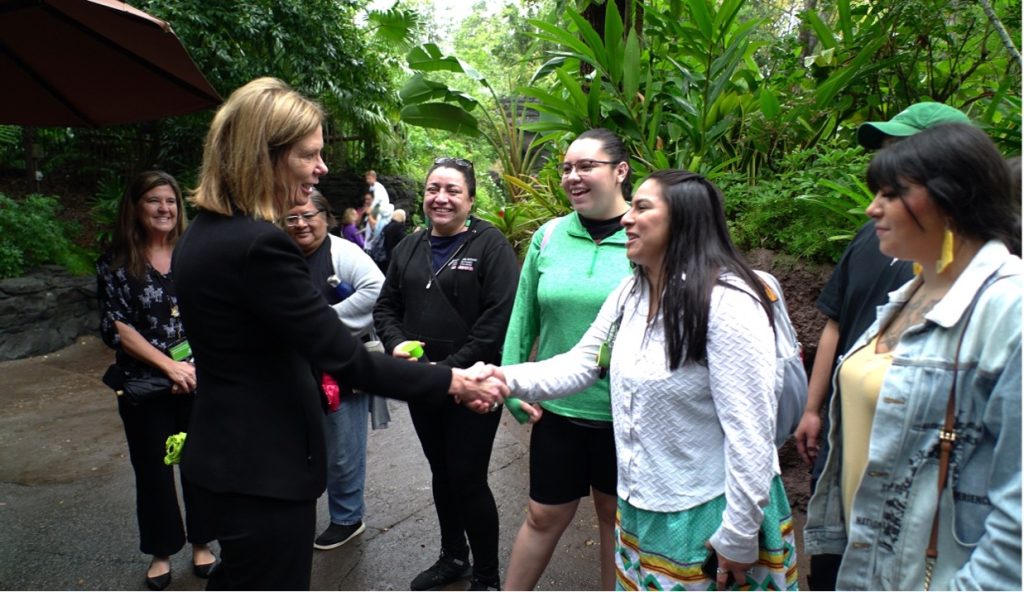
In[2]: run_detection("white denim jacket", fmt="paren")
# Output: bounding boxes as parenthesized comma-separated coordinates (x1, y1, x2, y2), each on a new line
(804, 240, 1022, 590)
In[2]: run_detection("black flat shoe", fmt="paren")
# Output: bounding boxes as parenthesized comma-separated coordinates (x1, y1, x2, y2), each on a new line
(193, 559, 220, 579)
(145, 570, 171, 591)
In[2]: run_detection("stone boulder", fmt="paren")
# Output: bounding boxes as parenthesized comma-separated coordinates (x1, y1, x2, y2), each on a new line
(0, 265, 99, 361)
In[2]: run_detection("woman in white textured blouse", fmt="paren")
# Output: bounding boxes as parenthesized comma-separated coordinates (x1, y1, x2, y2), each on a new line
(489, 170, 798, 590)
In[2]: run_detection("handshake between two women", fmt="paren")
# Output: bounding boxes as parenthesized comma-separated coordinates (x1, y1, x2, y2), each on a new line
(451, 362, 543, 421)
(391, 340, 543, 420)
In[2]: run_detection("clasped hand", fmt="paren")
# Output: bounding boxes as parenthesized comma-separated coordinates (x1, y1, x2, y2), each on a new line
(166, 360, 196, 394)
(450, 363, 509, 413)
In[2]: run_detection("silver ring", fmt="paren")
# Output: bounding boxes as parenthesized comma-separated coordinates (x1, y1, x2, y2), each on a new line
(490, 402, 499, 412)
(716, 568, 728, 574)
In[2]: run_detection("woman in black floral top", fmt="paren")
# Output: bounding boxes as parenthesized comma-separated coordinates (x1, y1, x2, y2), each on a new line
(96, 171, 217, 590)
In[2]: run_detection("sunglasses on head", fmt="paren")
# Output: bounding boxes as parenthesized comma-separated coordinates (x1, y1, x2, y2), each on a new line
(433, 157, 474, 169)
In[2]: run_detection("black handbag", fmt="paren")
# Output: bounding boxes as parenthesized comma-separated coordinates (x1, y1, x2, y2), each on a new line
(101, 364, 174, 404)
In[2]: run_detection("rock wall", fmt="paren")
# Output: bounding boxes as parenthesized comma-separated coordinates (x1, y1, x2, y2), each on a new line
(0, 265, 98, 361)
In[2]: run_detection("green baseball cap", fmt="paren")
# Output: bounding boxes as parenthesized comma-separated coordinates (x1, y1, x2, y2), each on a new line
(857, 102, 972, 149)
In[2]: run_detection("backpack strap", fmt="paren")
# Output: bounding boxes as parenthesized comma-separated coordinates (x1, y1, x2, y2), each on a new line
(539, 216, 564, 251)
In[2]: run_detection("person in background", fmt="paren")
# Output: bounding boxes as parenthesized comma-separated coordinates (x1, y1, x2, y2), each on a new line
(804, 123, 1021, 590)
(381, 208, 408, 268)
(492, 169, 797, 590)
(359, 191, 374, 245)
(373, 157, 519, 591)
(793, 102, 970, 590)
(364, 170, 392, 247)
(502, 128, 633, 591)
(282, 190, 385, 552)
(338, 207, 365, 249)
(96, 171, 217, 590)
(171, 77, 506, 590)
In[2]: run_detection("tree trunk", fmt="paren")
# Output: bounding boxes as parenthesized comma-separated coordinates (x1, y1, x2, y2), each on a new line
(798, 0, 819, 59)
(23, 126, 38, 190)
(580, 0, 644, 79)
(978, 0, 1022, 68)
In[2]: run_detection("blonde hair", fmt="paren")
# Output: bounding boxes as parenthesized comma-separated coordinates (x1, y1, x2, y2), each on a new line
(341, 207, 359, 225)
(191, 77, 324, 221)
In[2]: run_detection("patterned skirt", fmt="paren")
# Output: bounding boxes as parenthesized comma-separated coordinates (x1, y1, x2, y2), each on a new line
(615, 476, 798, 591)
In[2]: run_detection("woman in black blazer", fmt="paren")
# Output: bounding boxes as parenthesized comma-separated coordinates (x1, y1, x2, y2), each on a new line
(171, 77, 506, 591)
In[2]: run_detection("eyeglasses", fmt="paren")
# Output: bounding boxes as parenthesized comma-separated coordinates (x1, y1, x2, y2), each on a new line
(283, 210, 324, 227)
(433, 157, 474, 169)
(560, 159, 618, 177)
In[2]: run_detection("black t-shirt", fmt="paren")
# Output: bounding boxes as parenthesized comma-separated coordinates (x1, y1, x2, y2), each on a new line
(306, 238, 340, 305)
(579, 212, 626, 243)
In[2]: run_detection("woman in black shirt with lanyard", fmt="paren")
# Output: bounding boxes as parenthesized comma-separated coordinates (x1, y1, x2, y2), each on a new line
(96, 171, 217, 590)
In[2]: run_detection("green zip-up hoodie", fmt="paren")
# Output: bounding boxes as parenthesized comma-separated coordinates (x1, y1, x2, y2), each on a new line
(502, 212, 632, 421)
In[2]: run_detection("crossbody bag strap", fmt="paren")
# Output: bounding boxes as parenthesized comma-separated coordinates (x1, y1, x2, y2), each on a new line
(923, 272, 1006, 589)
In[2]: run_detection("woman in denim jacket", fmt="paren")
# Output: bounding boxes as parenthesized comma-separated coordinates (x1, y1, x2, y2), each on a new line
(804, 123, 1022, 590)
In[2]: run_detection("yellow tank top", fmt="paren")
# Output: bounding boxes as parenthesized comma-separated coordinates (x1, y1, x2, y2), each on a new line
(838, 335, 893, 531)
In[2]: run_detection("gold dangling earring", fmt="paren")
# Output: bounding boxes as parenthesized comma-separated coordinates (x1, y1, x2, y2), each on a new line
(936, 228, 955, 274)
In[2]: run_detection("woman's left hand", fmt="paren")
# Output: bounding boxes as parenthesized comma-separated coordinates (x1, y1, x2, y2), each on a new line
(705, 542, 753, 589)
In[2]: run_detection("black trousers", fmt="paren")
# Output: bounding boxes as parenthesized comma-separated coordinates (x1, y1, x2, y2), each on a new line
(409, 398, 502, 579)
(195, 487, 316, 591)
(118, 394, 213, 556)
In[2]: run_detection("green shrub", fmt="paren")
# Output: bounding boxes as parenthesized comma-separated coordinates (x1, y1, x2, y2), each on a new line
(0, 193, 96, 279)
(719, 141, 873, 263)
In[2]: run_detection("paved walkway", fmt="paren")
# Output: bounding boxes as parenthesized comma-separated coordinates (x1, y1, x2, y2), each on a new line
(0, 336, 602, 590)
(0, 336, 809, 590)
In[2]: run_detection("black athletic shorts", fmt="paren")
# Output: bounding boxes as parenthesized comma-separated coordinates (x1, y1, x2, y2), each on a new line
(528, 410, 617, 505)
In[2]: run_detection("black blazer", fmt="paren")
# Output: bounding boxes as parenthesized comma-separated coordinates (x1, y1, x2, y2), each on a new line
(172, 210, 451, 502)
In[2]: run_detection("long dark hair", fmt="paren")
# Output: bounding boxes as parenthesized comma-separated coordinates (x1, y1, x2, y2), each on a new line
(577, 128, 632, 199)
(866, 123, 1020, 256)
(639, 170, 772, 369)
(111, 171, 186, 279)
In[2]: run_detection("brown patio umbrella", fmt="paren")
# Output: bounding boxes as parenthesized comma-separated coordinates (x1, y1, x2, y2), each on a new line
(0, 0, 221, 127)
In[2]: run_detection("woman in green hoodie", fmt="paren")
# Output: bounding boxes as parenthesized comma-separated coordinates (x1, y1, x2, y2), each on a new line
(503, 129, 633, 590)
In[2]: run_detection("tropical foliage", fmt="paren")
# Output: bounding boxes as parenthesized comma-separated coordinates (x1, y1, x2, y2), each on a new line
(0, 0, 1019, 278)
(396, 0, 1020, 258)
(0, 194, 93, 278)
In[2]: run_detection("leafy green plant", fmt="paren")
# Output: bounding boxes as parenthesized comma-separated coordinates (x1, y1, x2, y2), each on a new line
(476, 169, 570, 256)
(797, 174, 875, 241)
(399, 43, 549, 205)
(0, 194, 95, 278)
(720, 140, 872, 263)
(90, 174, 125, 247)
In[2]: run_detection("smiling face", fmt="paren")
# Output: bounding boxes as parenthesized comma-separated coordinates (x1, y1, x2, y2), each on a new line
(284, 199, 328, 256)
(276, 126, 327, 208)
(136, 184, 179, 239)
(866, 180, 945, 263)
(424, 166, 473, 236)
(621, 179, 670, 273)
(560, 138, 628, 220)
